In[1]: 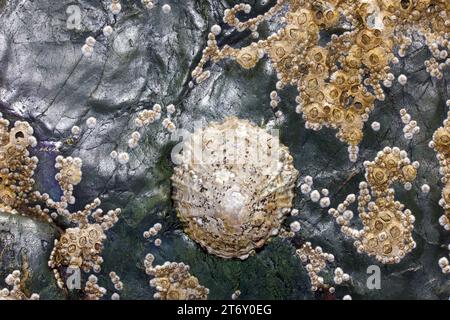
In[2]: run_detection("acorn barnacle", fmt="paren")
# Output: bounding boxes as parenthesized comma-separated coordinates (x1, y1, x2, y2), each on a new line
(171, 117, 299, 260)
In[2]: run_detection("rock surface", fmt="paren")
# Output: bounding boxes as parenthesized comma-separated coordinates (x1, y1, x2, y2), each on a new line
(0, 211, 63, 299)
(0, 0, 448, 299)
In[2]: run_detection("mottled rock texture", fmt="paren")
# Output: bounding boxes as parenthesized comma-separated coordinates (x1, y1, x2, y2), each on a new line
(0, 0, 449, 299)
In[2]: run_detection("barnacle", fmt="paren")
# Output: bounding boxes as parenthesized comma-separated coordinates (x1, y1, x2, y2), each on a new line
(171, 117, 299, 259)
(429, 102, 450, 273)
(0, 270, 39, 300)
(328, 147, 418, 264)
(144, 254, 209, 300)
(193, 0, 449, 161)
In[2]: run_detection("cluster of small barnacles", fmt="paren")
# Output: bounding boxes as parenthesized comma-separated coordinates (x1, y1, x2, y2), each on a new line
(108, 103, 177, 166)
(109, 271, 123, 300)
(400, 108, 420, 140)
(296, 242, 350, 293)
(143, 222, 163, 247)
(0, 114, 42, 217)
(193, 0, 449, 161)
(0, 270, 39, 300)
(84, 275, 107, 300)
(429, 100, 450, 273)
(48, 200, 120, 289)
(144, 254, 209, 300)
(80, 1, 172, 57)
(300, 175, 331, 208)
(135, 103, 177, 133)
(329, 147, 418, 264)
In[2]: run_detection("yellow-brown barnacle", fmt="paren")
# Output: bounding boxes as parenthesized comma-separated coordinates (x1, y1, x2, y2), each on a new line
(380, 0, 398, 13)
(432, 16, 448, 33)
(308, 46, 328, 65)
(304, 74, 322, 91)
(374, 219, 384, 231)
(401, 165, 417, 182)
(10, 129, 28, 149)
(379, 210, 393, 222)
(356, 2, 372, 22)
(343, 126, 363, 146)
(324, 84, 341, 103)
(442, 186, 450, 204)
(304, 103, 324, 122)
(290, 9, 311, 26)
(285, 25, 308, 43)
(268, 41, 291, 62)
(433, 127, 450, 154)
(363, 47, 387, 70)
(356, 29, 382, 51)
(166, 288, 185, 300)
(389, 225, 401, 238)
(236, 47, 259, 69)
(306, 22, 320, 37)
(368, 167, 388, 187)
(60, 235, 70, 245)
(315, 91, 325, 103)
(157, 278, 171, 289)
(186, 276, 199, 288)
(344, 110, 360, 125)
(367, 237, 378, 248)
(358, 90, 375, 106)
(382, 242, 393, 255)
(383, 154, 399, 170)
(329, 107, 344, 124)
(349, 100, 366, 115)
(398, 0, 413, 12)
(414, 0, 431, 10)
(0, 186, 16, 207)
(346, 48, 362, 69)
(68, 244, 77, 254)
(312, 9, 325, 26)
(322, 104, 332, 117)
(64, 164, 82, 186)
(331, 70, 348, 88)
(0, 131, 9, 147)
(78, 236, 88, 247)
(88, 228, 99, 239)
(323, 9, 339, 27)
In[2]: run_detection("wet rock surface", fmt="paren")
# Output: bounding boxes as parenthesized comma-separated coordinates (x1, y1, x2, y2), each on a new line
(0, 0, 448, 299)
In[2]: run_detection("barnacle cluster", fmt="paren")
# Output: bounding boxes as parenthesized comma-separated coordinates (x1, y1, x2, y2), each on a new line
(296, 242, 350, 292)
(328, 147, 418, 264)
(193, 0, 450, 161)
(0, 270, 39, 300)
(429, 100, 450, 273)
(0, 113, 121, 290)
(48, 201, 120, 288)
(84, 275, 107, 300)
(0, 115, 41, 217)
(171, 117, 299, 259)
(144, 254, 209, 300)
